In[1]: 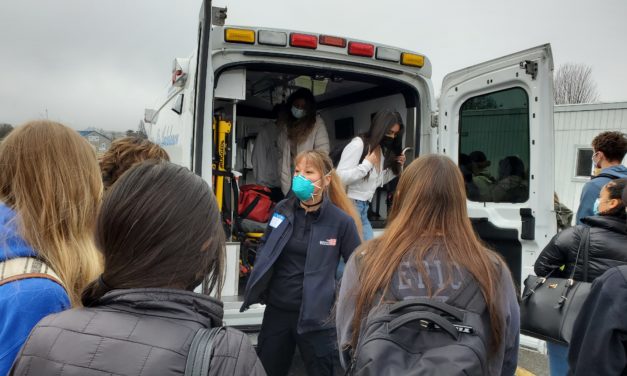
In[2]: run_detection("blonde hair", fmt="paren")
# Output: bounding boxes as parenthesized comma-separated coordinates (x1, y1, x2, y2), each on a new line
(295, 150, 363, 238)
(0, 120, 103, 306)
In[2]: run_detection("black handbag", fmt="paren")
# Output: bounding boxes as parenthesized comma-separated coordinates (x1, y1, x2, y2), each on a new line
(520, 227, 591, 345)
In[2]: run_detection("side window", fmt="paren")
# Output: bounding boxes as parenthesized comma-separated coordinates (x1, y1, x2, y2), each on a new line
(458, 87, 530, 203)
(575, 148, 594, 178)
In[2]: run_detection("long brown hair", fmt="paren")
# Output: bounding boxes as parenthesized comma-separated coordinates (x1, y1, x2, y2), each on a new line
(0, 120, 103, 306)
(286, 88, 318, 145)
(82, 161, 225, 306)
(295, 150, 362, 237)
(351, 154, 508, 351)
(99, 136, 169, 190)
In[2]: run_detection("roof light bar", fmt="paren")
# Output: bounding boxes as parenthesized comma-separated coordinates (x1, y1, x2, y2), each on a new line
(376, 47, 401, 62)
(401, 53, 425, 68)
(290, 33, 318, 49)
(225, 28, 255, 44)
(258, 30, 287, 46)
(348, 42, 375, 58)
(319, 35, 346, 48)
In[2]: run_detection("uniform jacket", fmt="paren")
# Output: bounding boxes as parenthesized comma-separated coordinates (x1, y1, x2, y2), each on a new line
(0, 203, 69, 375)
(240, 196, 361, 334)
(10, 289, 265, 376)
(534, 215, 627, 282)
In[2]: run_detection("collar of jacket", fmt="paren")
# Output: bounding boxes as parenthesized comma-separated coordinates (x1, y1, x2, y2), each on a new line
(582, 214, 627, 235)
(280, 195, 330, 223)
(94, 288, 224, 328)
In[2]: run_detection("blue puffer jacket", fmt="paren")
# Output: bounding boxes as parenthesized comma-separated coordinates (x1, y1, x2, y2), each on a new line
(0, 203, 69, 375)
(240, 196, 361, 334)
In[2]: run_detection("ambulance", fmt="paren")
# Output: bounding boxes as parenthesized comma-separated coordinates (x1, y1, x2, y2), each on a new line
(144, 1, 555, 350)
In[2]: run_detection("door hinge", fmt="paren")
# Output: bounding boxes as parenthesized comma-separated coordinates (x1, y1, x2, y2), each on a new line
(212, 6, 227, 26)
(520, 60, 538, 80)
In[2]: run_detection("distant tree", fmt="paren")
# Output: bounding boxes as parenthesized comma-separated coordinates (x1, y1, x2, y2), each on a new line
(0, 123, 13, 140)
(554, 63, 599, 104)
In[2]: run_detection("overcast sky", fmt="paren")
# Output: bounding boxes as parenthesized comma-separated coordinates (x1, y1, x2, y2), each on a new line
(1, 0, 625, 132)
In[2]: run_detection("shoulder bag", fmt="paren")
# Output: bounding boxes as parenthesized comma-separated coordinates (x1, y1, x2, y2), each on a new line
(520, 227, 591, 344)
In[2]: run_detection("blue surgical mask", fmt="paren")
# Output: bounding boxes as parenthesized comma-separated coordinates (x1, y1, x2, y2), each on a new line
(593, 198, 601, 215)
(292, 175, 315, 201)
(291, 106, 306, 119)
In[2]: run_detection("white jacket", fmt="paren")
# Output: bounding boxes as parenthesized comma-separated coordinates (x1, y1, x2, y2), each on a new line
(336, 137, 395, 202)
(279, 115, 330, 194)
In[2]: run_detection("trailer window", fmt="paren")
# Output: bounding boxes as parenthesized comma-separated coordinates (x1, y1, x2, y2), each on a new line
(575, 148, 594, 177)
(458, 87, 530, 203)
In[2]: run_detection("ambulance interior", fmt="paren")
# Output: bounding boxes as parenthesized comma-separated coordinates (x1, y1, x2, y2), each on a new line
(213, 65, 419, 228)
(211, 65, 419, 291)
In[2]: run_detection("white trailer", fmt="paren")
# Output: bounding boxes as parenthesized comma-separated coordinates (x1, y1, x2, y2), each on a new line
(144, 2, 556, 349)
(554, 101, 627, 217)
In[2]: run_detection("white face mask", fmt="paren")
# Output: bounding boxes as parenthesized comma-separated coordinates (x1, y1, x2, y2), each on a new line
(291, 106, 306, 119)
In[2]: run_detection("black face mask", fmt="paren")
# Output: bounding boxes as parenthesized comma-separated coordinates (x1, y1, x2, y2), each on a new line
(380, 137, 394, 149)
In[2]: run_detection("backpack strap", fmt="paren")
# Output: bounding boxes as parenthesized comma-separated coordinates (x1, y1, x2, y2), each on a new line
(0, 257, 64, 289)
(184, 326, 225, 376)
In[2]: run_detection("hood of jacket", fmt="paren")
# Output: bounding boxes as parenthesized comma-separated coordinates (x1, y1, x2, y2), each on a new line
(94, 288, 224, 328)
(601, 164, 627, 178)
(582, 214, 627, 235)
(0, 202, 37, 262)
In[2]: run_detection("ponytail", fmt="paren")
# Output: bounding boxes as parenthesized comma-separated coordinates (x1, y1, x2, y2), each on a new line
(81, 275, 113, 307)
(327, 170, 363, 239)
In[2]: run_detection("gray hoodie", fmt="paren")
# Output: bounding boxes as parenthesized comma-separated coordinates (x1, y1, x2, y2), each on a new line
(336, 245, 520, 376)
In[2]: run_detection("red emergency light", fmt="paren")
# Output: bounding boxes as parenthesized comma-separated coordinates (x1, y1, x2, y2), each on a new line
(348, 42, 375, 57)
(290, 33, 318, 49)
(319, 35, 347, 48)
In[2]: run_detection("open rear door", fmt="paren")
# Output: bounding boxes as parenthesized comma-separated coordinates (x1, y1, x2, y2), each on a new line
(439, 44, 555, 291)
(193, 0, 215, 180)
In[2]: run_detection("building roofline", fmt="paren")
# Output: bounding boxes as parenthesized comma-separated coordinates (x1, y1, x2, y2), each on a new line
(554, 101, 627, 112)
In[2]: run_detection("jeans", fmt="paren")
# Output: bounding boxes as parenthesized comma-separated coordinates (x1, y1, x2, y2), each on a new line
(547, 341, 569, 376)
(353, 199, 374, 241)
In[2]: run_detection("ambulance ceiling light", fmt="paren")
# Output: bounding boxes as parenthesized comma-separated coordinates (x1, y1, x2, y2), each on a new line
(319, 35, 347, 48)
(258, 30, 287, 46)
(348, 42, 375, 58)
(376, 47, 401, 62)
(224, 28, 255, 44)
(290, 33, 318, 49)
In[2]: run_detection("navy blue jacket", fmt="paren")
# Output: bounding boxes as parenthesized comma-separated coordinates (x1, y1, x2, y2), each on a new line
(240, 196, 361, 334)
(568, 266, 627, 375)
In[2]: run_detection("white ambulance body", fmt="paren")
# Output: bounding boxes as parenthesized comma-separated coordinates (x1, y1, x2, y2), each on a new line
(145, 2, 555, 350)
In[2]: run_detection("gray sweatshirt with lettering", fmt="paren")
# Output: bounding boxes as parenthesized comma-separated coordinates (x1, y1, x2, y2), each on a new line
(336, 244, 520, 376)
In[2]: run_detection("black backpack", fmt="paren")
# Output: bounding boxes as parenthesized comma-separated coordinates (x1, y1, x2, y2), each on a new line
(346, 277, 490, 376)
(329, 137, 368, 168)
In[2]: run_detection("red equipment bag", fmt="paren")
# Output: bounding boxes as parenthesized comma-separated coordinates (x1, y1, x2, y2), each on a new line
(238, 185, 275, 223)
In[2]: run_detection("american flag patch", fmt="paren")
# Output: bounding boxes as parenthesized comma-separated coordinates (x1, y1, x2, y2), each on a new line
(320, 239, 337, 246)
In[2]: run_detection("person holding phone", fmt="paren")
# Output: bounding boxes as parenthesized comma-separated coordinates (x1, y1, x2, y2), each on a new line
(336, 109, 406, 240)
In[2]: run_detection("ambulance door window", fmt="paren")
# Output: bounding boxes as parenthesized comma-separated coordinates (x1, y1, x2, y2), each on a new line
(458, 87, 530, 203)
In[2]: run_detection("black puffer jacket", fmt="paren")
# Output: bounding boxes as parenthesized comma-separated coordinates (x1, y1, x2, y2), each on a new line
(10, 289, 266, 376)
(534, 215, 627, 282)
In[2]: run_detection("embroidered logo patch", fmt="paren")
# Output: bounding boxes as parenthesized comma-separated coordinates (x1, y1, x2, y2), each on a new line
(320, 238, 337, 246)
